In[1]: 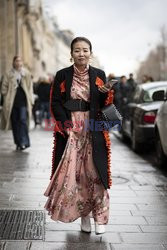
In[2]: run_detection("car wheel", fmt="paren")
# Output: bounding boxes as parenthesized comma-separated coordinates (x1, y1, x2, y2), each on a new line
(156, 133, 167, 167)
(131, 127, 142, 153)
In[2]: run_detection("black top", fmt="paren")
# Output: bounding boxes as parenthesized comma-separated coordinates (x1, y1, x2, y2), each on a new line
(37, 82, 51, 102)
(13, 80, 27, 107)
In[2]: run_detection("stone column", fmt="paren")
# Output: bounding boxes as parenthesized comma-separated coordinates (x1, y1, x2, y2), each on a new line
(0, 0, 17, 76)
(6, 0, 17, 70)
(0, 0, 7, 76)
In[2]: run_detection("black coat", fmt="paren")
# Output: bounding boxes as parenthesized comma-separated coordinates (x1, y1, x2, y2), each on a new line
(50, 65, 113, 189)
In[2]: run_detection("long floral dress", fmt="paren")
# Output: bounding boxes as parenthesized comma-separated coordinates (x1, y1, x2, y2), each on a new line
(44, 65, 109, 224)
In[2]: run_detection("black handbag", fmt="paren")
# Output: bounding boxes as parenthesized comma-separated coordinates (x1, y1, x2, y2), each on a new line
(101, 104, 122, 130)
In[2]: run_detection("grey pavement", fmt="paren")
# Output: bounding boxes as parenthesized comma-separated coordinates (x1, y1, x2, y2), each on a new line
(0, 126, 167, 250)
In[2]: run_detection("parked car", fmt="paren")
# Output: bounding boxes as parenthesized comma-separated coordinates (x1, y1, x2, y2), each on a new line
(122, 81, 167, 152)
(154, 90, 167, 166)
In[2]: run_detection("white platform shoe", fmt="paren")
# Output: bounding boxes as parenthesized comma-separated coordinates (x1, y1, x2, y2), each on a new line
(95, 222, 106, 234)
(81, 215, 91, 233)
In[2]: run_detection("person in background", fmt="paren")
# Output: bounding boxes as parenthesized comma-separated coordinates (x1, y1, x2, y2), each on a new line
(126, 73, 137, 102)
(0, 56, 34, 150)
(36, 76, 51, 126)
(107, 73, 115, 81)
(148, 76, 154, 82)
(32, 79, 41, 126)
(113, 75, 127, 116)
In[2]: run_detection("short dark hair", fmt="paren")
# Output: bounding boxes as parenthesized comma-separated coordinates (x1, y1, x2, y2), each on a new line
(120, 75, 126, 79)
(70, 37, 92, 53)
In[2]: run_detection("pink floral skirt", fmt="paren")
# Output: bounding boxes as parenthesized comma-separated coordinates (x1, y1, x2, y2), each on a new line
(44, 128, 109, 224)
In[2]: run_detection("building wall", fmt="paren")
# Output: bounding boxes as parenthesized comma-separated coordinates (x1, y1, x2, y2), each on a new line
(0, 0, 73, 81)
(0, 0, 16, 76)
(0, 0, 101, 81)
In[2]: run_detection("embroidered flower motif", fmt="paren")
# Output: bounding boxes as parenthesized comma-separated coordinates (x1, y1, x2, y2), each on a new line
(103, 130, 112, 187)
(60, 80, 65, 93)
(105, 90, 114, 105)
(95, 76, 104, 87)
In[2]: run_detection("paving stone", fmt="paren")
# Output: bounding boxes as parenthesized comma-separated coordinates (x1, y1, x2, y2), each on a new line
(144, 216, 167, 225)
(0, 194, 12, 201)
(45, 229, 120, 243)
(132, 174, 150, 186)
(12, 194, 46, 202)
(112, 244, 165, 250)
(44, 231, 102, 242)
(99, 233, 121, 243)
(108, 185, 131, 190)
(143, 173, 167, 186)
(13, 179, 49, 186)
(0, 202, 10, 208)
(140, 225, 167, 233)
(0, 187, 44, 195)
(134, 190, 164, 197)
(110, 196, 166, 204)
(110, 190, 137, 197)
(45, 215, 80, 224)
(110, 204, 138, 211)
(45, 222, 80, 231)
(31, 242, 111, 250)
(130, 185, 157, 191)
(131, 210, 167, 216)
(105, 225, 140, 232)
(108, 216, 147, 225)
(8, 201, 41, 209)
(136, 204, 167, 211)
(156, 186, 167, 191)
(1, 241, 31, 250)
(45, 222, 140, 233)
(0, 175, 14, 182)
(3, 182, 46, 189)
(109, 210, 131, 216)
(121, 233, 167, 244)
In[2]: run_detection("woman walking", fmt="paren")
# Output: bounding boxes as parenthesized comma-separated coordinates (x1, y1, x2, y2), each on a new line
(44, 37, 114, 234)
(1, 56, 34, 150)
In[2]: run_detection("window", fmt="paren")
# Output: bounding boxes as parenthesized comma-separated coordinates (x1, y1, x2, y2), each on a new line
(143, 86, 167, 102)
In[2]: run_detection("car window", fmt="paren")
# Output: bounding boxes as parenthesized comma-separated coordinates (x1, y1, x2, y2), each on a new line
(143, 86, 167, 102)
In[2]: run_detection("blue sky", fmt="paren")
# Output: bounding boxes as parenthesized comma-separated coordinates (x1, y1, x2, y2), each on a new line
(43, 0, 167, 76)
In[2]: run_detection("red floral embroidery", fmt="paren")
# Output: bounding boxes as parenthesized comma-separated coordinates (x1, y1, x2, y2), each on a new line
(50, 132, 57, 179)
(95, 76, 104, 87)
(103, 89, 114, 188)
(103, 131, 112, 188)
(95, 76, 114, 188)
(60, 80, 66, 93)
(105, 90, 114, 105)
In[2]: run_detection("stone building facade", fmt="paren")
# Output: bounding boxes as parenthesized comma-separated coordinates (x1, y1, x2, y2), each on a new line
(0, 0, 74, 81)
(0, 0, 101, 82)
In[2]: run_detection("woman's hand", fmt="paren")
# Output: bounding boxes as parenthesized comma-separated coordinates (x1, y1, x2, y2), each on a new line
(98, 80, 118, 93)
(98, 83, 111, 93)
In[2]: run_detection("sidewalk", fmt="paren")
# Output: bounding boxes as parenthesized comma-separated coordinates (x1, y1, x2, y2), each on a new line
(0, 128, 167, 250)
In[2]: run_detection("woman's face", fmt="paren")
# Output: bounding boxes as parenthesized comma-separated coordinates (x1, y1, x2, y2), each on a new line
(71, 41, 91, 67)
(13, 57, 23, 70)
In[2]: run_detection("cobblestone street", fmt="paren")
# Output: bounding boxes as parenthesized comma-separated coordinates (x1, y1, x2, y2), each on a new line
(0, 128, 167, 250)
